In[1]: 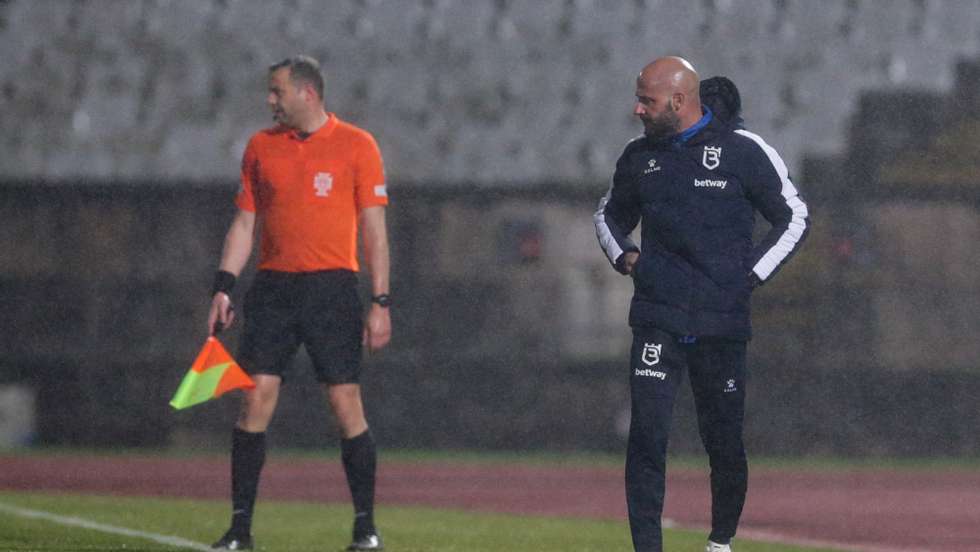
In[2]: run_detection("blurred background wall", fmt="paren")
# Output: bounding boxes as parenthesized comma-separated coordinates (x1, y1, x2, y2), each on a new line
(1, 0, 978, 457)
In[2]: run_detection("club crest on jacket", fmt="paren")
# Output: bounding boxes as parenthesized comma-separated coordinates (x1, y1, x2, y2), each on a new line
(702, 146, 722, 169)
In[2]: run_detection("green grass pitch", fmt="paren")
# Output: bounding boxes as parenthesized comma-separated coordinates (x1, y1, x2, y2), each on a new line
(0, 490, 841, 552)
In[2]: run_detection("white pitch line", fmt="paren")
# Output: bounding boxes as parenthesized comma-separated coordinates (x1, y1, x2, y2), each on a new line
(0, 501, 212, 551)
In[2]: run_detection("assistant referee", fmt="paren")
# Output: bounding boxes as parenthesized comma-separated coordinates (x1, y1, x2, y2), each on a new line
(207, 55, 391, 551)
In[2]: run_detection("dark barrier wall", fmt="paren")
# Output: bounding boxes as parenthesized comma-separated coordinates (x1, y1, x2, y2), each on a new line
(3, 183, 978, 456)
(1, 184, 234, 447)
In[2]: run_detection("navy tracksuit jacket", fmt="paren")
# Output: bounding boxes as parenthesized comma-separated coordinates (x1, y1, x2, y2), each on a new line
(594, 106, 809, 551)
(596, 109, 809, 339)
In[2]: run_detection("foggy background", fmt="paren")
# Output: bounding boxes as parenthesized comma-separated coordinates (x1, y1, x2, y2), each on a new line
(1, 0, 978, 457)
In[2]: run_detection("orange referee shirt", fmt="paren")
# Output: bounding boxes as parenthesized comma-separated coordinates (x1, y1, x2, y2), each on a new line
(236, 114, 388, 272)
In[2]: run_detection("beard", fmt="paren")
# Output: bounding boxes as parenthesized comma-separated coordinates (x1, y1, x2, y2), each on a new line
(642, 105, 680, 141)
(272, 108, 290, 126)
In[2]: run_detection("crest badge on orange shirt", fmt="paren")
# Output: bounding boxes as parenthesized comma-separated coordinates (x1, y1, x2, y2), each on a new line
(314, 172, 333, 197)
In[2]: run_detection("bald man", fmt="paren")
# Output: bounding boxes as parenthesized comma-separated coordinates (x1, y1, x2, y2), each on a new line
(594, 57, 809, 552)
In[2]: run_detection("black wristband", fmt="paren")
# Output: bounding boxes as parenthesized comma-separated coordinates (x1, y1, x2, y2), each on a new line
(212, 270, 236, 297)
(371, 293, 392, 307)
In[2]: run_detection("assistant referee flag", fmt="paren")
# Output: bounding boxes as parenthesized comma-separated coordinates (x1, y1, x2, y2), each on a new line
(170, 337, 255, 409)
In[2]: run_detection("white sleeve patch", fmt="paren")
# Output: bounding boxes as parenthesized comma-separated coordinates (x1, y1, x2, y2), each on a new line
(374, 184, 387, 197)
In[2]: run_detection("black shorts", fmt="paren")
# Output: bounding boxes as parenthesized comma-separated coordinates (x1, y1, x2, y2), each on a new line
(239, 270, 363, 384)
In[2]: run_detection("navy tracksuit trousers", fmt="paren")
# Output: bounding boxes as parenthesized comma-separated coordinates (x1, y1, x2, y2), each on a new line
(626, 327, 748, 552)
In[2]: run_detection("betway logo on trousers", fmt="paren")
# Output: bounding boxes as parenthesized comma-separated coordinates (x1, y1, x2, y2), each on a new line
(694, 178, 727, 190)
(635, 368, 667, 379)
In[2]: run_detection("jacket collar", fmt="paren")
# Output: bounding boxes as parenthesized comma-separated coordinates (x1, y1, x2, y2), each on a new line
(673, 106, 713, 145)
(647, 107, 722, 149)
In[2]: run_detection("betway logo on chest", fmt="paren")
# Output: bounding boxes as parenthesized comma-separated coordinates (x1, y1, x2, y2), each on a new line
(694, 178, 728, 190)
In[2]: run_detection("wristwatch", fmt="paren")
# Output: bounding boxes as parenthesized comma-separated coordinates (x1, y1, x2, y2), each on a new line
(371, 294, 392, 307)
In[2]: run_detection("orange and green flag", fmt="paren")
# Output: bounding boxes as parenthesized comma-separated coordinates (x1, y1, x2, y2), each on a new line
(170, 337, 255, 410)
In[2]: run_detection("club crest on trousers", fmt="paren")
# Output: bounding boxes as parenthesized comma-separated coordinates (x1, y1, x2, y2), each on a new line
(641, 342, 662, 366)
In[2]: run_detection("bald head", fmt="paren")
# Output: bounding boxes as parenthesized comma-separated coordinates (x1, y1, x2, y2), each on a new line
(638, 57, 700, 97)
(633, 56, 703, 139)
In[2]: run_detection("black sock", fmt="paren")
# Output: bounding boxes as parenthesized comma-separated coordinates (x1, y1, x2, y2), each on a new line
(341, 429, 377, 536)
(230, 428, 266, 536)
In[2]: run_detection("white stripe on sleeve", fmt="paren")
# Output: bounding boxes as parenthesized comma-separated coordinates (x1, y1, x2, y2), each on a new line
(594, 182, 623, 265)
(735, 129, 809, 280)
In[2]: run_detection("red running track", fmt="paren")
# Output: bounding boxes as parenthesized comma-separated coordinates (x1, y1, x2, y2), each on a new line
(1, 455, 978, 551)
